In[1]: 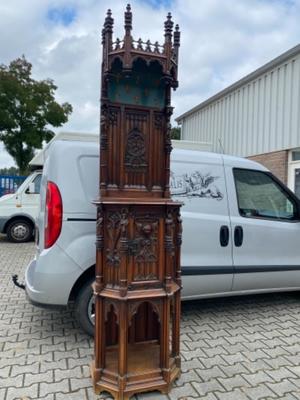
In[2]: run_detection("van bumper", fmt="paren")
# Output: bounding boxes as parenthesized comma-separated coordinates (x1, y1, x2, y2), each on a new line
(25, 290, 65, 310)
(0, 217, 9, 233)
(25, 259, 63, 309)
(25, 245, 83, 307)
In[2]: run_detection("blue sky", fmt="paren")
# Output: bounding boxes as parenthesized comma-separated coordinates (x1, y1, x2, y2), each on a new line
(47, 6, 77, 26)
(46, 1, 173, 27)
(140, 0, 173, 7)
(45, 0, 296, 24)
(1, 0, 300, 167)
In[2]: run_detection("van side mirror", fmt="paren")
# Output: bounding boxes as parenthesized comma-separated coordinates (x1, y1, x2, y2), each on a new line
(27, 182, 36, 194)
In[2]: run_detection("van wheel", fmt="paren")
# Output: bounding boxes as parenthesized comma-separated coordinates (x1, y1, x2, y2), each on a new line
(6, 219, 33, 243)
(74, 278, 95, 337)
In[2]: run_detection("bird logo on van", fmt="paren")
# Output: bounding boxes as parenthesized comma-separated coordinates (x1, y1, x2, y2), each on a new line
(170, 171, 223, 200)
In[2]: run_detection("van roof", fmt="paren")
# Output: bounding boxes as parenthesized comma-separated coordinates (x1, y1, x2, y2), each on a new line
(29, 131, 99, 166)
(171, 148, 267, 171)
(29, 131, 267, 172)
(29, 133, 213, 167)
(222, 153, 268, 171)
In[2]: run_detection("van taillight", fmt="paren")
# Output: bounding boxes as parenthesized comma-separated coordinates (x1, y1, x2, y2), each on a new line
(45, 181, 62, 249)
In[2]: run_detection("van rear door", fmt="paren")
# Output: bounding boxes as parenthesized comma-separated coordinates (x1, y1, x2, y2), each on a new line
(171, 150, 233, 299)
(225, 164, 300, 291)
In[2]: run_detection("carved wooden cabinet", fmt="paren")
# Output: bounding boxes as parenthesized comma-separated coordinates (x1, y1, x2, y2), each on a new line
(91, 5, 181, 399)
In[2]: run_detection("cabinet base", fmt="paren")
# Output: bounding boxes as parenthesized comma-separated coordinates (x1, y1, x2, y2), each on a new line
(91, 342, 180, 400)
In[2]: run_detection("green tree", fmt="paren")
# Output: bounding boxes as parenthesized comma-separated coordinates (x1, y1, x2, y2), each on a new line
(0, 56, 72, 174)
(0, 166, 19, 175)
(170, 126, 181, 140)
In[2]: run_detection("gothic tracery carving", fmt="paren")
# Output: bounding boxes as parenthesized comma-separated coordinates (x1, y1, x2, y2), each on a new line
(165, 210, 175, 255)
(106, 209, 129, 266)
(124, 128, 147, 171)
(96, 206, 104, 250)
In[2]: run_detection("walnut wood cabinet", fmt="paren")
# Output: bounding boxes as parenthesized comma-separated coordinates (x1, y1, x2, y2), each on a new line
(91, 5, 181, 399)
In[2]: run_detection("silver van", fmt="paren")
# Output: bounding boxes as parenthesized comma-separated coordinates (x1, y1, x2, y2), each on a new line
(25, 132, 300, 336)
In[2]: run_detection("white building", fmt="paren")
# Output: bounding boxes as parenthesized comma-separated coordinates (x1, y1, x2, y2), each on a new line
(176, 44, 300, 196)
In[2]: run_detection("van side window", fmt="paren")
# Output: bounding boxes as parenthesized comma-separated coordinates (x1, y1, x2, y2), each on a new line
(233, 169, 298, 221)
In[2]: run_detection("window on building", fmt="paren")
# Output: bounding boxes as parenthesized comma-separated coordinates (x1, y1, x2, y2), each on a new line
(291, 150, 300, 161)
(294, 168, 300, 199)
(233, 169, 298, 221)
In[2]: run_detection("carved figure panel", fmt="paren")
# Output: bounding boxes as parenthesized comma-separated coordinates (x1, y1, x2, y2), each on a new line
(154, 112, 164, 130)
(165, 210, 175, 256)
(96, 206, 104, 250)
(103, 106, 121, 190)
(104, 208, 129, 285)
(131, 216, 159, 281)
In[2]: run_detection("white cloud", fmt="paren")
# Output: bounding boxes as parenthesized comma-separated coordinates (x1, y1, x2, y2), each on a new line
(0, 144, 15, 169)
(1, 0, 300, 168)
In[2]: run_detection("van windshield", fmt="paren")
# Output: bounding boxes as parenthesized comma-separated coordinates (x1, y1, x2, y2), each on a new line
(16, 174, 35, 194)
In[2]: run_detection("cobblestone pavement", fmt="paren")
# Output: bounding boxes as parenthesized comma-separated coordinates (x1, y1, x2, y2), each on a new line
(2, 238, 300, 399)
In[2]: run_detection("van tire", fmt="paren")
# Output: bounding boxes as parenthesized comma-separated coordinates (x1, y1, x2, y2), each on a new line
(6, 219, 33, 243)
(74, 278, 95, 337)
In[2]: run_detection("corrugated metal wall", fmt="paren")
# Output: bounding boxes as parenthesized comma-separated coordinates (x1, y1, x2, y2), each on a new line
(181, 53, 300, 157)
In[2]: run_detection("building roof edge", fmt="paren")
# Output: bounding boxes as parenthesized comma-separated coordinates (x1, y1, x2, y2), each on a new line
(175, 43, 300, 123)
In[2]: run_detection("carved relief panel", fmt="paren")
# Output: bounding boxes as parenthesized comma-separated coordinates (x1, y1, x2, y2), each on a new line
(131, 215, 159, 282)
(103, 207, 128, 286)
(101, 203, 180, 290)
(103, 106, 166, 197)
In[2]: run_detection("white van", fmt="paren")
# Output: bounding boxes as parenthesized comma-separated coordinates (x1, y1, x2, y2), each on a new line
(25, 132, 300, 336)
(0, 171, 42, 242)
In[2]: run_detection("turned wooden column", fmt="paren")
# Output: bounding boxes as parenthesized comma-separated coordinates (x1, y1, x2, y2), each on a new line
(91, 5, 182, 400)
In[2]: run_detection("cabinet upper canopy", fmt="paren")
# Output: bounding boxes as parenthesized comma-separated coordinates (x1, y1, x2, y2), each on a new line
(101, 4, 180, 89)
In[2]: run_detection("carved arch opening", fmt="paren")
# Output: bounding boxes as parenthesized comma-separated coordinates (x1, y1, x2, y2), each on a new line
(149, 59, 164, 74)
(109, 56, 123, 73)
(128, 301, 160, 344)
(132, 56, 148, 70)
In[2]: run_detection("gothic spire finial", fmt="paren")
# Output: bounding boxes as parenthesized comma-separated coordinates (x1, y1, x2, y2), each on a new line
(164, 12, 173, 42)
(101, 27, 105, 44)
(104, 8, 114, 34)
(124, 3, 132, 34)
(174, 24, 180, 47)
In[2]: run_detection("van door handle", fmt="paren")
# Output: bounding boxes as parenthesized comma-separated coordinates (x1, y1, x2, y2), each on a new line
(234, 226, 243, 247)
(220, 225, 229, 247)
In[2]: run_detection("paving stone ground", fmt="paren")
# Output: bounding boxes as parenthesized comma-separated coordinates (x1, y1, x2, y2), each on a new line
(1, 237, 300, 399)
